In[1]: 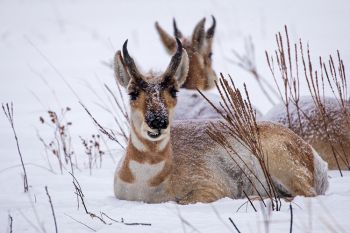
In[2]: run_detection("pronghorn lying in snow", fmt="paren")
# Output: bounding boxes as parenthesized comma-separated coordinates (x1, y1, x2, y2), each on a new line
(264, 97, 350, 170)
(113, 39, 328, 204)
(156, 16, 228, 120)
(156, 16, 262, 120)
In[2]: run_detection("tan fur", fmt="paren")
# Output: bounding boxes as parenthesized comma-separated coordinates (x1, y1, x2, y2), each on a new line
(264, 97, 350, 170)
(113, 39, 328, 204)
(258, 123, 316, 196)
(115, 118, 328, 204)
(155, 18, 217, 90)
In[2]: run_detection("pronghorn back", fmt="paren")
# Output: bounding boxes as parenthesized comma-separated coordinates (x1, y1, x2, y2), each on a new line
(264, 97, 350, 170)
(170, 120, 328, 203)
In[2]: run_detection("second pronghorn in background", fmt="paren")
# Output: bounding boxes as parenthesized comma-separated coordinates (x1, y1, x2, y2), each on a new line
(113, 38, 328, 204)
(264, 97, 350, 170)
(156, 16, 217, 90)
(155, 16, 262, 119)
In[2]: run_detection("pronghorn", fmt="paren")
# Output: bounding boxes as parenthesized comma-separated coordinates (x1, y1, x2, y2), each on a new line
(155, 17, 262, 120)
(155, 16, 217, 90)
(264, 97, 350, 170)
(113, 39, 328, 204)
(155, 16, 224, 121)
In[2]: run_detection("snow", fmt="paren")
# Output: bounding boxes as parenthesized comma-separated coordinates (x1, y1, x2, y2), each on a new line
(1, 0, 350, 232)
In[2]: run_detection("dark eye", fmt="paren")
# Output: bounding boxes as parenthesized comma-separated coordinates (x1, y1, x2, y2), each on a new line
(129, 91, 139, 101)
(208, 52, 213, 59)
(170, 88, 178, 98)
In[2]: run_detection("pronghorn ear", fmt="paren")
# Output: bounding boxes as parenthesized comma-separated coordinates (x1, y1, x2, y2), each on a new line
(155, 21, 177, 54)
(174, 49, 189, 87)
(114, 50, 131, 87)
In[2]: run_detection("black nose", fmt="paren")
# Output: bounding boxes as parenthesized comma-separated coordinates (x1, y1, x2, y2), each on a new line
(146, 113, 168, 129)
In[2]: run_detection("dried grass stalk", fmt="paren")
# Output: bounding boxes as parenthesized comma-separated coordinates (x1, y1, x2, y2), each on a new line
(81, 80, 130, 150)
(266, 25, 350, 174)
(199, 74, 280, 211)
(2, 102, 29, 192)
(38, 107, 76, 175)
(45, 186, 58, 233)
(80, 102, 126, 150)
(229, 37, 279, 106)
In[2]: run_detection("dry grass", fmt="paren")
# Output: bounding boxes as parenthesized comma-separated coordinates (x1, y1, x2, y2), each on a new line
(229, 37, 279, 106)
(82, 76, 129, 148)
(8, 213, 13, 233)
(38, 107, 76, 174)
(80, 134, 105, 175)
(80, 102, 126, 150)
(199, 74, 280, 211)
(265, 25, 350, 174)
(69, 171, 151, 227)
(2, 102, 29, 192)
(45, 186, 58, 233)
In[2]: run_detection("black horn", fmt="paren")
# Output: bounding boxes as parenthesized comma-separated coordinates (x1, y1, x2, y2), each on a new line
(122, 39, 143, 80)
(163, 38, 183, 78)
(173, 18, 183, 39)
(206, 15, 216, 39)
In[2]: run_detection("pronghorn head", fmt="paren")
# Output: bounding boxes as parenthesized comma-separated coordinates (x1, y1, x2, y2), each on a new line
(155, 16, 217, 90)
(114, 39, 189, 142)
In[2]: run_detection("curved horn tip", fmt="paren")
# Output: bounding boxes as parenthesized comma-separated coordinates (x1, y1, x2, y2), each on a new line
(210, 15, 216, 27)
(173, 18, 183, 38)
(172, 18, 177, 30)
(155, 21, 160, 29)
(207, 15, 216, 38)
(122, 39, 129, 53)
(211, 15, 216, 23)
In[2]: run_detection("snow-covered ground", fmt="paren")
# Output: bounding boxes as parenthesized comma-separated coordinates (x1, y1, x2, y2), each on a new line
(1, 0, 350, 232)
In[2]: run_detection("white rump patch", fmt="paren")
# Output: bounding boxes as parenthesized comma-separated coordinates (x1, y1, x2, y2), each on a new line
(312, 148, 329, 194)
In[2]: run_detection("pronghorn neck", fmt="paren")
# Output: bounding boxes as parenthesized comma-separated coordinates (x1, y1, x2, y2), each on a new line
(117, 122, 173, 185)
(129, 123, 171, 155)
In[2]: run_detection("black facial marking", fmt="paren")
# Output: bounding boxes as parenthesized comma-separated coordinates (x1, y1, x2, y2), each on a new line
(129, 91, 139, 101)
(170, 88, 178, 98)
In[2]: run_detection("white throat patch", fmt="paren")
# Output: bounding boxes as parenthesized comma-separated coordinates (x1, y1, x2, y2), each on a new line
(129, 160, 165, 183)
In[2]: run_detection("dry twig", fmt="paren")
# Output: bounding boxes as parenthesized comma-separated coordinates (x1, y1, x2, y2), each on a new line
(8, 214, 13, 233)
(45, 186, 58, 233)
(228, 217, 241, 233)
(69, 172, 108, 225)
(199, 74, 280, 211)
(80, 102, 125, 150)
(64, 213, 96, 232)
(100, 212, 151, 226)
(229, 37, 279, 106)
(289, 203, 293, 233)
(2, 102, 29, 192)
